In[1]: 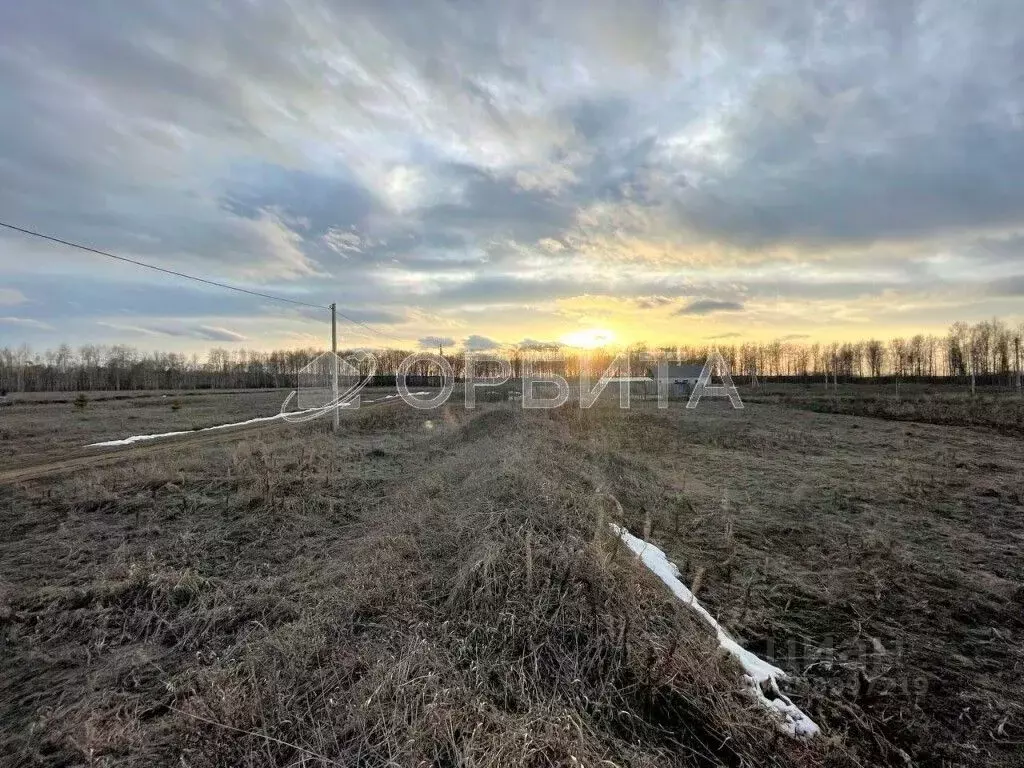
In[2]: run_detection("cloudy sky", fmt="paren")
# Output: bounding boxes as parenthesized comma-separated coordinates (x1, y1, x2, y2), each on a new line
(1, 0, 1022, 352)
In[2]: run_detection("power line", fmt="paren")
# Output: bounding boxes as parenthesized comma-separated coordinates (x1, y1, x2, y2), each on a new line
(0, 219, 406, 342)
(0, 220, 328, 310)
(334, 311, 406, 343)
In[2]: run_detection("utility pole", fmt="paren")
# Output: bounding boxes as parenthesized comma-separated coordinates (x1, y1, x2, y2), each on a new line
(1015, 335, 1021, 394)
(330, 303, 339, 432)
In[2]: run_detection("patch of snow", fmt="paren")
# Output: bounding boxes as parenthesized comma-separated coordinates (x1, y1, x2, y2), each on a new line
(365, 392, 429, 402)
(87, 412, 296, 447)
(610, 523, 820, 738)
(87, 391, 430, 447)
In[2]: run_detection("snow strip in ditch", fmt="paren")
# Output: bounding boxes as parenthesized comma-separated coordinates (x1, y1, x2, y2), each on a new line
(87, 393, 433, 447)
(610, 523, 820, 738)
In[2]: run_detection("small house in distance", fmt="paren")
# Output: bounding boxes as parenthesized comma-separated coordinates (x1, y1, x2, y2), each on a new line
(646, 363, 704, 398)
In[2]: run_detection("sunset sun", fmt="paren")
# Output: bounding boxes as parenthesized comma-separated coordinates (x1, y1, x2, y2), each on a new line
(560, 328, 615, 349)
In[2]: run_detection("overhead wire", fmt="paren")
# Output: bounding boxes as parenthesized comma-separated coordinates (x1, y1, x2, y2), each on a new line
(0, 220, 406, 343)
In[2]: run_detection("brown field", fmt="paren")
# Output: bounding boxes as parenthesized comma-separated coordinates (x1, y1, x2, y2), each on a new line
(1, 388, 1022, 766)
(0, 388, 403, 465)
(744, 382, 1024, 437)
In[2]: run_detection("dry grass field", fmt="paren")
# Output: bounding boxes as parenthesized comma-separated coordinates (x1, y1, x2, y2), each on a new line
(744, 383, 1024, 437)
(0, 388, 403, 465)
(0, 389, 285, 464)
(1, 391, 1022, 766)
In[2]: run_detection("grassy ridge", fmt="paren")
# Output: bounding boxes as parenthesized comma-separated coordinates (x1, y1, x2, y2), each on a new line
(1, 406, 846, 767)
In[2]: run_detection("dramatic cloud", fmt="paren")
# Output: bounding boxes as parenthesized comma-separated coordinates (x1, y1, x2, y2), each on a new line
(418, 336, 455, 349)
(518, 339, 562, 351)
(635, 296, 675, 310)
(706, 332, 742, 340)
(675, 300, 745, 316)
(1, 0, 1022, 349)
(464, 335, 502, 351)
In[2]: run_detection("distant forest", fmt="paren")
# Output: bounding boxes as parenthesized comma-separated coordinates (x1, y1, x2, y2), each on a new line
(1, 319, 1022, 393)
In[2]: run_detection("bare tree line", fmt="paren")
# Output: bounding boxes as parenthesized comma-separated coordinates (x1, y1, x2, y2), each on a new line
(661, 318, 1024, 384)
(1, 318, 1022, 393)
(0, 345, 323, 393)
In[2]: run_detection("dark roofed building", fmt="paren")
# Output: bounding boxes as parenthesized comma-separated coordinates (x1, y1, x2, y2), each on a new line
(646, 363, 704, 398)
